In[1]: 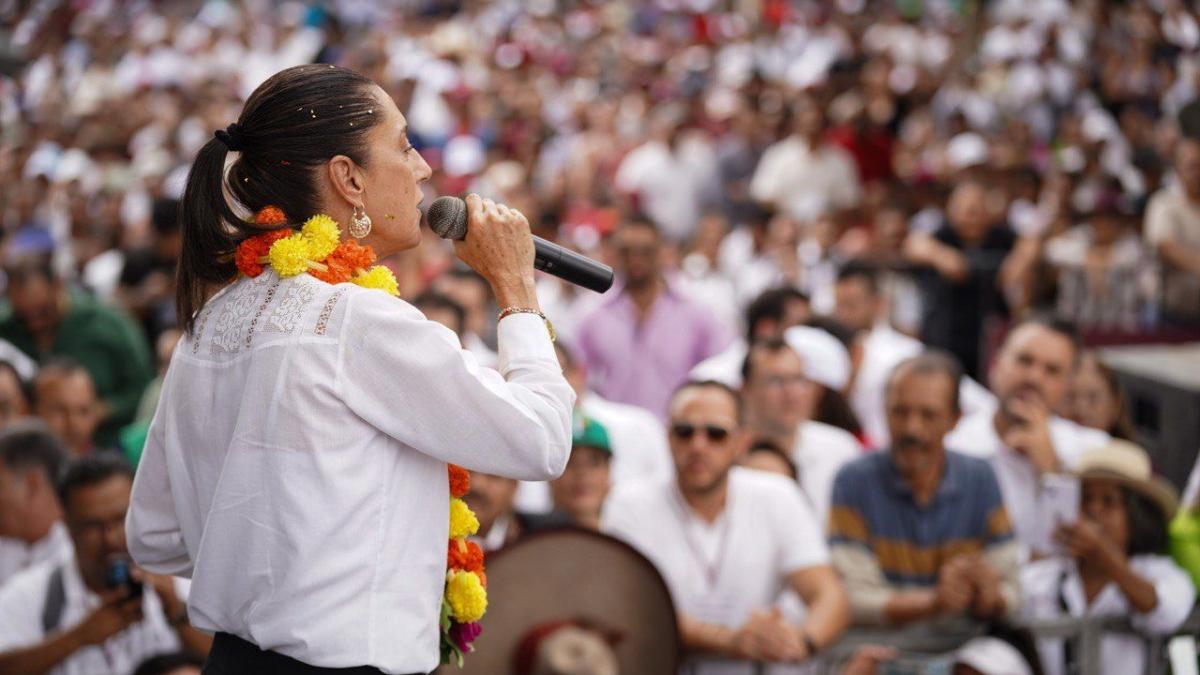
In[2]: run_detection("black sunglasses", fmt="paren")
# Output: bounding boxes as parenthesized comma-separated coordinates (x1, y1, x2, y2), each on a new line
(670, 423, 732, 442)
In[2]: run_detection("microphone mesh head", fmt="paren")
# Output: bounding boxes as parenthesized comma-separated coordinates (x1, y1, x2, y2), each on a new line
(427, 196, 468, 241)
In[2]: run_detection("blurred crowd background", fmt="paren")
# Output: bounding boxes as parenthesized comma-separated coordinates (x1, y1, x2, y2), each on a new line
(5, 1, 1200, 674)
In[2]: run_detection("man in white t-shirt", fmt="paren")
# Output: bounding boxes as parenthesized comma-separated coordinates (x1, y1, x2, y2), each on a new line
(741, 339, 860, 523)
(945, 317, 1109, 554)
(0, 422, 73, 586)
(1144, 138, 1200, 322)
(603, 381, 849, 675)
(0, 454, 210, 675)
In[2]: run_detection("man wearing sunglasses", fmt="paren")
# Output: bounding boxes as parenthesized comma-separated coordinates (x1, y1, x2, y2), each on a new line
(603, 381, 850, 674)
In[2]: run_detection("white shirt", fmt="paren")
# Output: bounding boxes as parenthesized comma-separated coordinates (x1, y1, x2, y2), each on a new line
(793, 422, 861, 525)
(515, 392, 673, 513)
(851, 325, 924, 449)
(602, 468, 829, 675)
(749, 137, 861, 222)
(1022, 556, 1196, 675)
(0, 560, 184, 675)
(126, 270, 573, 675)
(0, 522, 73, 587)
(945, 411, 1109, 554)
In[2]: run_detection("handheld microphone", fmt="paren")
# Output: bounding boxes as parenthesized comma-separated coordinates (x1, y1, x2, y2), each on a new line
(427, 196, 614, 294)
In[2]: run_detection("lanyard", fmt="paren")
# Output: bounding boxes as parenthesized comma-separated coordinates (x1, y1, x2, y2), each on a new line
(670, 489, 734, 591)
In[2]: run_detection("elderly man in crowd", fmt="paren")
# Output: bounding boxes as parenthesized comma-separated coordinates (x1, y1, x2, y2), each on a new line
(0, 422, 72, 585)
(604, 381, 850, 674)
(0, 454, 211, 674)
(829, 352, 1028, 674)
(946, 316, 1109, 555)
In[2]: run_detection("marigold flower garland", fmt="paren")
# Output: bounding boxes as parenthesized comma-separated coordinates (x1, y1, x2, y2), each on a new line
(235, 208, 487, 666)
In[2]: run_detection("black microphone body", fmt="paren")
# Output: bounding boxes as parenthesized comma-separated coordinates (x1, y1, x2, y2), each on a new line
(427, 196, 614, 293)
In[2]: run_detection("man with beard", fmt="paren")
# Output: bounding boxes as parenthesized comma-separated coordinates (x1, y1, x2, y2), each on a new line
(828, 353, 1028, 674)
(945, 316, 1108, 554)
(576, 218, 730, 419)
(603, 381, 849, 674)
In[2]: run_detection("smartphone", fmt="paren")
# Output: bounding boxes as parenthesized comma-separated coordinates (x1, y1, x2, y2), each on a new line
(105, 558, 145, 599)
(1037, 473, 1081, 556)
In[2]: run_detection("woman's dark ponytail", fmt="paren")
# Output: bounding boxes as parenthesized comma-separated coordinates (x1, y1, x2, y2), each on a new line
(177, 137, 246, 332)
(175, 64, 380, 333)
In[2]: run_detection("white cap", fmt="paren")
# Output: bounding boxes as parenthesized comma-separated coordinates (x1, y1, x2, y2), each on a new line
(945, 132, 989, 169)
(784, 326, 851, 391)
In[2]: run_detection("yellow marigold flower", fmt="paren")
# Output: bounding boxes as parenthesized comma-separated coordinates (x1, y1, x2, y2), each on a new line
(445, 570, 488, 623)
(352, 265, 399, 296)
(268, 235, 312, 277)
(301, 214, 341, 260)
(448, 497, 479, 539)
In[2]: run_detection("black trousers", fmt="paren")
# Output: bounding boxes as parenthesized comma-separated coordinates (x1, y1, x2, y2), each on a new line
(202, 632, 422, 675)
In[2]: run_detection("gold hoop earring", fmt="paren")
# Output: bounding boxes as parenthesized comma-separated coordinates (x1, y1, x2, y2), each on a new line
(349, 205, 373, 239)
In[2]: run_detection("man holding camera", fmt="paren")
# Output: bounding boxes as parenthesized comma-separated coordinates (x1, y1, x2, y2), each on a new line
(0, 454, 210, 675)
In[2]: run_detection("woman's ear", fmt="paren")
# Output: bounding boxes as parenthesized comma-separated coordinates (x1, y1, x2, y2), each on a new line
(326, 155, 366, 207)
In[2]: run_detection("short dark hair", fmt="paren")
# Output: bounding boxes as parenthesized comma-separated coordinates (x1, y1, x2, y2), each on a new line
(745, 438, 799, 482)
(0, 420, 67, 484)
(57, 454, 135, 511)
(741, 337, 795, 383)
(4, 255, 57, 288)
(413, 291, 467, 334)
(887, 350, 964, 414)
(32, 358, 93, 410)
(1007, 314, 1082, 360)
(804, 316, 855, 350)
(133, 652, 205, 675)
(836, 259, 880, 295)
(1125, 489, 1170, 556)
(671, 380, 744, 424)
(744, 287, 809, 342)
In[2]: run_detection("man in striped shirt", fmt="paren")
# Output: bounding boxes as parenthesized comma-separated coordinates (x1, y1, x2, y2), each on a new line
(828, 352, 1029, 673)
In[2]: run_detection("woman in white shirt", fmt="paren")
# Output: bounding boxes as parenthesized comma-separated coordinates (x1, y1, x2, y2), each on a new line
(125, 64, 573, 675)
(1022, 441, 1195, 675)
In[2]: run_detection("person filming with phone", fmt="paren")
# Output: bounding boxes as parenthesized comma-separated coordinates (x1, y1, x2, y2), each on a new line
(1021, 441, 1194, 675)
(945, 316, 1109, 554)
(0, 455, 210, 675)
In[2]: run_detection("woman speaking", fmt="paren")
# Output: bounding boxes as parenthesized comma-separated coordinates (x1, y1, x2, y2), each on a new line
(125, 64, 573, 675)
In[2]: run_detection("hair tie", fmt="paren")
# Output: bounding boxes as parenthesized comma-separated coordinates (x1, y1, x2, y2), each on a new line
(214, 123, 245, 152)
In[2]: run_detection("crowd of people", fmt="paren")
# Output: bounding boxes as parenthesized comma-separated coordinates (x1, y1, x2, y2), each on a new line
(4, 0, 1200, 674)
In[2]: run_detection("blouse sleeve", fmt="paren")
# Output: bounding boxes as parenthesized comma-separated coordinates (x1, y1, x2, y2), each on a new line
(338, 290, 574, 480)
(127, 365, 193, 577)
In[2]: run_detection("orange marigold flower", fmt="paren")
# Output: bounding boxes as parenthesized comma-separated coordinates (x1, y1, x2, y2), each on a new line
(448, 464, 470, 498)
(308, 257, 352, 285)
(327, 240, 377, 273)
(235, 229, 291, 277)
(447, 539, 485, 574)
(255, 206, 288, 226)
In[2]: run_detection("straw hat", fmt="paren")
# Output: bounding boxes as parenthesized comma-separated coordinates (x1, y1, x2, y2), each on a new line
(449, 528, 680, 675)
(1074, 440, 1179, 519)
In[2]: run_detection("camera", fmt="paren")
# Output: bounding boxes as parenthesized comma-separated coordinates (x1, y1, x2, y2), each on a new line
(105, 557, 144, 599)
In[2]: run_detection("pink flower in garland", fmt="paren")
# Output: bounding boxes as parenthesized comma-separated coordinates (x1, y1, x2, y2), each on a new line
(450, 621, 483, 652)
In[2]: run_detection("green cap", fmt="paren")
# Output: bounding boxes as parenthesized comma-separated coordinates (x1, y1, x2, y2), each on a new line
(572, 411, 612, 455)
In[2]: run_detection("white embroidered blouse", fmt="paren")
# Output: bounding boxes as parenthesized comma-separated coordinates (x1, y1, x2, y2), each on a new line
(126, 269, 574, 674)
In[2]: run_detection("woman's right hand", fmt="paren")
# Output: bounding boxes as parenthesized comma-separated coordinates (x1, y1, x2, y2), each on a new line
(453, 194, 539, 309)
